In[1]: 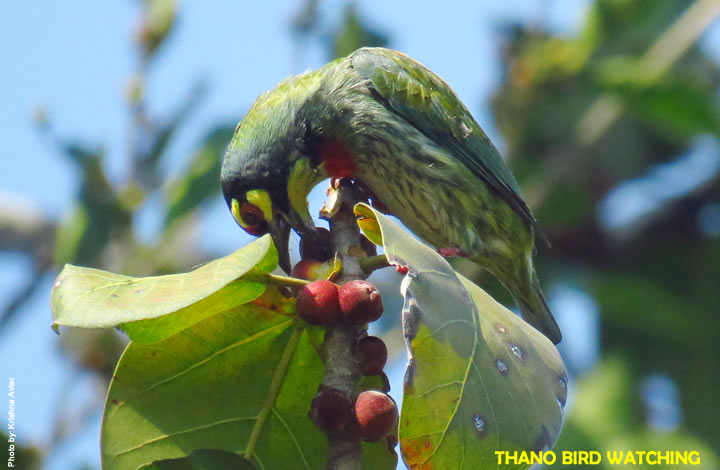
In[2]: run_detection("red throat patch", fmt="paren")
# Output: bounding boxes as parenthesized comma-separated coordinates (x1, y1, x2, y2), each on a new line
(319, 140, 357, 178)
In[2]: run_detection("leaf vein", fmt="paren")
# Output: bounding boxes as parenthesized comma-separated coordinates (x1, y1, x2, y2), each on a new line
(132, 319, 293, 398)
(271, 407, 311, 470)
(113, 415, 257, 457)
(415, 380, 463, 398)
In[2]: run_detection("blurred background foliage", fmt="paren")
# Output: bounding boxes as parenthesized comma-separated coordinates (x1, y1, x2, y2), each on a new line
(2, 0, 720, 469)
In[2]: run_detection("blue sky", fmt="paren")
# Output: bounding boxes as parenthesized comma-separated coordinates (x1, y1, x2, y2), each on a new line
(9, 0, 712, 468)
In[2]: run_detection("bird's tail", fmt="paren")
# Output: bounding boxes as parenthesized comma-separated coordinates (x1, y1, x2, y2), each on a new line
(516, 273, 562, 345)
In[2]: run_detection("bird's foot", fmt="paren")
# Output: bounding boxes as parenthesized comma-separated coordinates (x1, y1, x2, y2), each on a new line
(438, 247, 468, 258)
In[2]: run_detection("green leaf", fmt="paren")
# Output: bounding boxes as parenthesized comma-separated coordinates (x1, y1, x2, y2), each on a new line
(53, 143, 131, 265)
(139, 0, 177, 56)
(138, 449, 257, 470)
(331, 3, 388, 59)
(139, 82, 207, 188)
(51, 235, 277, 343)
(356, 204, 567, 470)
(565, 357, 636, 443)
(102, 286, 397, 470)
(53, 203, 90, 266)
(102, 292, 320, 470)
(164, 125, 236, 227)
(595, 59, 720, 138)
(592, 273, 704, 342)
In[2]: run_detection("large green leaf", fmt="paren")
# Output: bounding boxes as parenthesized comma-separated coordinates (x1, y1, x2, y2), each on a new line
(51, 235, 276, 343)
(138, 449, 257, 470)
(356, 204, 567, 470)
(102, 286, 397, 470)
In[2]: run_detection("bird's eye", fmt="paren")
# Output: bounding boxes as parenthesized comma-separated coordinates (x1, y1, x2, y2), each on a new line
(239, 202, 268, 235)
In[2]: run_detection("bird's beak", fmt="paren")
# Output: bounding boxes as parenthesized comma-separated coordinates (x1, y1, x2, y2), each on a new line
(269, 216, 292, 274)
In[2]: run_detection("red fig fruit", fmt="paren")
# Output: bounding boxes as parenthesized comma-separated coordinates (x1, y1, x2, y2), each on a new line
(358, 336, 388, 376)
(338, 280, 383, 324)
(309, 386, 352, 432)
(295, 280, 341, 325)
(354, 391, 398, 442)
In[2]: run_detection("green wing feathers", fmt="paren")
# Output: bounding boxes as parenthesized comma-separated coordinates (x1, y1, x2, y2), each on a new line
(350, 47, 544, 240)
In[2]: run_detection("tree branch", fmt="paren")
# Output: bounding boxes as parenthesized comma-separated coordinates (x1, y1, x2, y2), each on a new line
(0, 195, 55, 267)
(318, 180, 369, 470)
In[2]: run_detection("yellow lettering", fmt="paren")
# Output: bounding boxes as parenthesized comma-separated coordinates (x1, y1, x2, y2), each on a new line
(529, 452, 543, 465)
(689, 451, 700, 465)
(607, 451, 622, 465)
(503, 451, 518, 464)
(623, 452, 636, 465)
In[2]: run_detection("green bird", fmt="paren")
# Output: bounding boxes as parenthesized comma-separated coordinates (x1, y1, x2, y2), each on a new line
(221, 47, 561, 344)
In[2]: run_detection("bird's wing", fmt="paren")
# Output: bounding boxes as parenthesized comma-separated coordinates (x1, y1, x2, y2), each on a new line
(350, 48, 545, 241)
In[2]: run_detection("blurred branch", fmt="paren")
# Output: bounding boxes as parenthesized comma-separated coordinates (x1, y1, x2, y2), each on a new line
(524, 0, 720, 209)
(550, 173, 720, 266)
(290, 0, 320, 36)
(0, 271, 48, 331)
(129, 0, 180, 193)
(0, 195, 55, 265)
(0, 195, 55, 328)
(133, 80, 208, 192)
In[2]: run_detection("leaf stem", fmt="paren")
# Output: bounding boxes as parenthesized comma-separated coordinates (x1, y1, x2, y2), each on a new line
(263, 272, 310, 289)
(359, 255, 390, 275)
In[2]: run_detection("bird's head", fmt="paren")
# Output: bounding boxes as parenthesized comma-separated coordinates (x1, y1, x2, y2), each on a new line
(221, 79, 326, 273)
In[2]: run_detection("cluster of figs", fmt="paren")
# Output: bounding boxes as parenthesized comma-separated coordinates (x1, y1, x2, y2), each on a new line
(291, 228, 398, 443)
